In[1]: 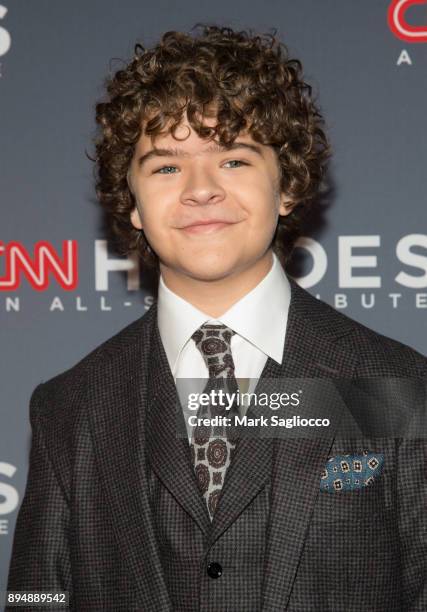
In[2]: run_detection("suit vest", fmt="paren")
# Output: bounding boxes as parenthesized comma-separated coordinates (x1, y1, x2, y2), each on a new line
(146, 440, 273, 612)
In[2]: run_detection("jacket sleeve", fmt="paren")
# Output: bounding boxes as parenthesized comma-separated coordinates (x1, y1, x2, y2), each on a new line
(6, 383, 73, 611)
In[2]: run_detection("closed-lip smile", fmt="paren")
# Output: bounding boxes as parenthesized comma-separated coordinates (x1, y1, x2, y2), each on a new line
(181, 219, 236, 234)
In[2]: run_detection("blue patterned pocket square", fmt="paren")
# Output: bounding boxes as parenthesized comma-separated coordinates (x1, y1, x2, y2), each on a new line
(320, 452, 384, 492)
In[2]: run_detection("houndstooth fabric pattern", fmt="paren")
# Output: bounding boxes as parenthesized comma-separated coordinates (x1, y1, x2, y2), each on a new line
(190, 323, 240, 520)
(6, 276, 427, 611)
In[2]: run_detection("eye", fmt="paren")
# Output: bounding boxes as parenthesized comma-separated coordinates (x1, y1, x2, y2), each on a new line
(223, 160, 249, 168)
(154, 166, 179, 174)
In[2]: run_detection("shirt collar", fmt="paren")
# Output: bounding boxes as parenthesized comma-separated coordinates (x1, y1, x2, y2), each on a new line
(157, 251, 291, 375)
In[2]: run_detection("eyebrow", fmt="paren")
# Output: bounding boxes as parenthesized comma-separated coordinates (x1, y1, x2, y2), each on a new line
(136, 141, 264, 168)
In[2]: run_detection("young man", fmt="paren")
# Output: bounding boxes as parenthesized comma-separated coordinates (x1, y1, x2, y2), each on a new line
(7, 24, 426, 611)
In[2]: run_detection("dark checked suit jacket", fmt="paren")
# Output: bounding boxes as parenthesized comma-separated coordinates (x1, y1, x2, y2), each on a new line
(6, 277, 427, 611)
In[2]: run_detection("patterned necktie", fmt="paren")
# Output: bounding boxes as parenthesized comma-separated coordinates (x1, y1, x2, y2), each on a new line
(190, 323, 240, 520)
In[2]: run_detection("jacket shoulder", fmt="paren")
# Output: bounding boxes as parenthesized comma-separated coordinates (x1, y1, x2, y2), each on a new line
(292, 282, 427, 376)
(32, 304, 157, 418)
(350, 317, 427, 374)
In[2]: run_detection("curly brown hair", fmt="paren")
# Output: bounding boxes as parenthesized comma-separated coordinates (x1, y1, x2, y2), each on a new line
(94, 23, 331, 273)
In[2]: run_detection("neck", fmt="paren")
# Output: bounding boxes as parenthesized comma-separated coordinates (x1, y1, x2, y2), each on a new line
(160, 250, 274, 318)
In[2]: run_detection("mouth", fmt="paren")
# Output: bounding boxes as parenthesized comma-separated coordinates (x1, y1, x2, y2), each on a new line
(181, 220, 236, 234)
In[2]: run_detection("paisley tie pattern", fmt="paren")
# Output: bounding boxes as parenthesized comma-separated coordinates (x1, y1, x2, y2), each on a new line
(190, 323, 240, 520)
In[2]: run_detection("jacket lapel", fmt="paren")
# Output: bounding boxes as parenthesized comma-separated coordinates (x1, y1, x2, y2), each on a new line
(207, 427, 274, 546)
(208, 277, 358, 555)
(260, 278, 359, 611)
(144, 315, 212, 533)
(87, 306, 173, 611)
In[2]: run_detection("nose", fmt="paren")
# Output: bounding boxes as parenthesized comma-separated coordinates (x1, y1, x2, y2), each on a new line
(179, 165, 226, 207)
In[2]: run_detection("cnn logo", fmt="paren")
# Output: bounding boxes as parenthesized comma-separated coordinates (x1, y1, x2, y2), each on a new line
(388, 0, 427, 42)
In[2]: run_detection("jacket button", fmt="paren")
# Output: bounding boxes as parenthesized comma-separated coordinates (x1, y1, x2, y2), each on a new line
(207, 562, 223, 579)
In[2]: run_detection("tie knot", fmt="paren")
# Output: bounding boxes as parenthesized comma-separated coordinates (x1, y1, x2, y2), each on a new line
(191, 323, 236, 379)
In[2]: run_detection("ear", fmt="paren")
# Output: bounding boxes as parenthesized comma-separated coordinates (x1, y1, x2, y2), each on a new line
(278, 193, 294, 217)
(130, 205, 143, 230)
(127, 170, 143, 229)
(126, 169, 134, 195)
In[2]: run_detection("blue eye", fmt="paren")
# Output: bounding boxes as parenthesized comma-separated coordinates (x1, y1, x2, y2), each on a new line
(155, 166, 178, 174)
(224, 160, 248, 168)
(153, 160, 248, 174)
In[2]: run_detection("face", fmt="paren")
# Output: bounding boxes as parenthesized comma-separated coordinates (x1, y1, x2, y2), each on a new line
(127, 112, 292, 283)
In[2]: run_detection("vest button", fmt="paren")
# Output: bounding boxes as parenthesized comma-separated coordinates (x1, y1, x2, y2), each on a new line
(207, 562, 223, 579)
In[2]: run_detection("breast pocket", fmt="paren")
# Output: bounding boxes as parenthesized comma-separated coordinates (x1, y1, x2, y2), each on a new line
(311, 472, 390, 523)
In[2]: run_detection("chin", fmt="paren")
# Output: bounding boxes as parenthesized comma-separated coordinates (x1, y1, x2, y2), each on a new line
(183, 258, 239, 282)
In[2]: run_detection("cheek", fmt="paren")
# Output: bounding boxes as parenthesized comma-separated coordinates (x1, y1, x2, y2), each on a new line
(135, 190, 169, 235)
(244, 189, 279, 226)
(236, 177, 278, 209)
(244, 200, 280, 247)
(142, 213, 168, 243)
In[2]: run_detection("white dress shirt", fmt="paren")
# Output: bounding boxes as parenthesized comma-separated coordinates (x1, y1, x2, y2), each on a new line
(157, 251, 291, 440)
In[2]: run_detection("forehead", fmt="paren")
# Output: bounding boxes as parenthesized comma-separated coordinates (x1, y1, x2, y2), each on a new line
(135, 110, 266, 153)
